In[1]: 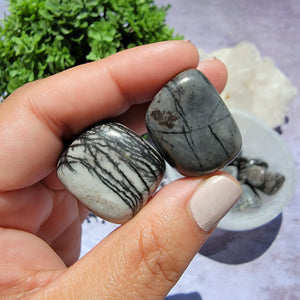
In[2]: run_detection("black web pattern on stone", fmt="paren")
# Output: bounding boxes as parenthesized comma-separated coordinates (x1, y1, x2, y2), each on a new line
(155, 81, 234, 169)
(58, 123, 164, 215)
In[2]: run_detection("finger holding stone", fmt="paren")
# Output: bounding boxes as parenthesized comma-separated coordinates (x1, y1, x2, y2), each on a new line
(115, 59, 228, 135)
(197, 58, 228, 93)
(58, 64, 232, 222)
(36, 174, 241, 299)
(0, 41, 199, 191)
(58, 65, 232, 222)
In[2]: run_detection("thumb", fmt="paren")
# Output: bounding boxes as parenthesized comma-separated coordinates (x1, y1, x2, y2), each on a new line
(36, 174, 241, 299)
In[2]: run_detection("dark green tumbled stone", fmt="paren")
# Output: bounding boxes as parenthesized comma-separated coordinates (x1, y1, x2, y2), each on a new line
(146, 69, 242, 177)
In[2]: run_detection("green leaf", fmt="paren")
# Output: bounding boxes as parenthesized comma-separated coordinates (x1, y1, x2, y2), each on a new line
(0, 0, 183, 98)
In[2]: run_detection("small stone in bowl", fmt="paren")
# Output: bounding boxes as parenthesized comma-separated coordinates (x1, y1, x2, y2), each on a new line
(232, 184, 262, 212)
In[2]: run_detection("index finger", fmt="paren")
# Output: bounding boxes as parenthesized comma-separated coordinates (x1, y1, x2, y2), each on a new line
(0, 41, 200, 190)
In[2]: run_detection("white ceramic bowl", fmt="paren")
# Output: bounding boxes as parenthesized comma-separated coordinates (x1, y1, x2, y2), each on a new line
(165, 108, 297, 231)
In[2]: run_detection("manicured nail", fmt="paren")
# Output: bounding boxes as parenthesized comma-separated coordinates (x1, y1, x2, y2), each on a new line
(189, 175, 241, 231)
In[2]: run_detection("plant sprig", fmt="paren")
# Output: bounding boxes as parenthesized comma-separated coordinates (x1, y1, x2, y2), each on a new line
(0, 0, 183, 97)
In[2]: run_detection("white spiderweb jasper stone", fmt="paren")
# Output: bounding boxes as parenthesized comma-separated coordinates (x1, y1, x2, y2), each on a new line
(198, 42, 297, 128)
(57, 123, 165, 224)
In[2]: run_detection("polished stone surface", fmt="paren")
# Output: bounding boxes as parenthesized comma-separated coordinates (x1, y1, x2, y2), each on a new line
(222, 165, 238, 179)
(232, 158, 286, 195)
(232, 183, 262, 212)
(57, 123, 165, 223)
(1, 1, 296, 298)
(240, 165, 266, 186)
(256, 170, 285, 195)
(77, 1, 300, 299)
(146, 69, 242, 176)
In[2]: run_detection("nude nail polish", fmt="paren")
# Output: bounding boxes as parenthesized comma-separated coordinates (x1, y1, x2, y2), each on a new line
(189, 175, 241, 231)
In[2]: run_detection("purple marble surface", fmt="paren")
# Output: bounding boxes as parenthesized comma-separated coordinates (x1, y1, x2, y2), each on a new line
(1, 1, 299, 299)
(155, 1, 300, 299)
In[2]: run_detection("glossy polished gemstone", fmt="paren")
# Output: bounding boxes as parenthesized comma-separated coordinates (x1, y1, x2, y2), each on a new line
(146, 69, 242, 177)
(231, 157, 285, 195)
(244, 165, 285, 195)
(57, 123, 165, 224)
(232, 184, 262, 212)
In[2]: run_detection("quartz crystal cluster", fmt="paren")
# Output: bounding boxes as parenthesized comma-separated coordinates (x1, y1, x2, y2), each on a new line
(198, 42, 297, 128)
(57, 69, 242, 223)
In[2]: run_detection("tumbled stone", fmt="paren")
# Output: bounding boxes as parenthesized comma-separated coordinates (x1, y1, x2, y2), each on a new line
(257, 171, 285, 195)
(247, 158, 268, 168)
(146, 69, 242, 176)
(232, 184, 262, 212)
(222, 165, 239, 179)
(230, 156, 248, 169)
(243, 165, 266, 187)
(57, 123, 165, 224)
(239, 165, 285, 195)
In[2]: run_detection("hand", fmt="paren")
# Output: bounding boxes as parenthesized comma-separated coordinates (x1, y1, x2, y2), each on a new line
(0, 41, 241, 299)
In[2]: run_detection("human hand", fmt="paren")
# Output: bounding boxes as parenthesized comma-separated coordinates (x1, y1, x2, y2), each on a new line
(0, 41, 241, 299)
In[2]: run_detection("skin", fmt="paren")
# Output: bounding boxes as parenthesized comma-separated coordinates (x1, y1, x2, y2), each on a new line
(0, 41, 228, 299)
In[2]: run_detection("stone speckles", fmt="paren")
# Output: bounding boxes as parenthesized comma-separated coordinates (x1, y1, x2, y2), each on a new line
(146, 69, 242, 177)
(57, 123, 165, 223)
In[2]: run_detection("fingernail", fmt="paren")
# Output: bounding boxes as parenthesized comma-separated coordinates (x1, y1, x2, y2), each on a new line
(189, 175, 241, 231)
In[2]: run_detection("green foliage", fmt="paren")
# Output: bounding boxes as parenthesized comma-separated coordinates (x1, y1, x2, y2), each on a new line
(0, 0, 182, 96)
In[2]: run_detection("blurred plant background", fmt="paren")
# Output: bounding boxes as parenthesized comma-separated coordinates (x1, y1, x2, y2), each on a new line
(0, 0, 182, 98)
